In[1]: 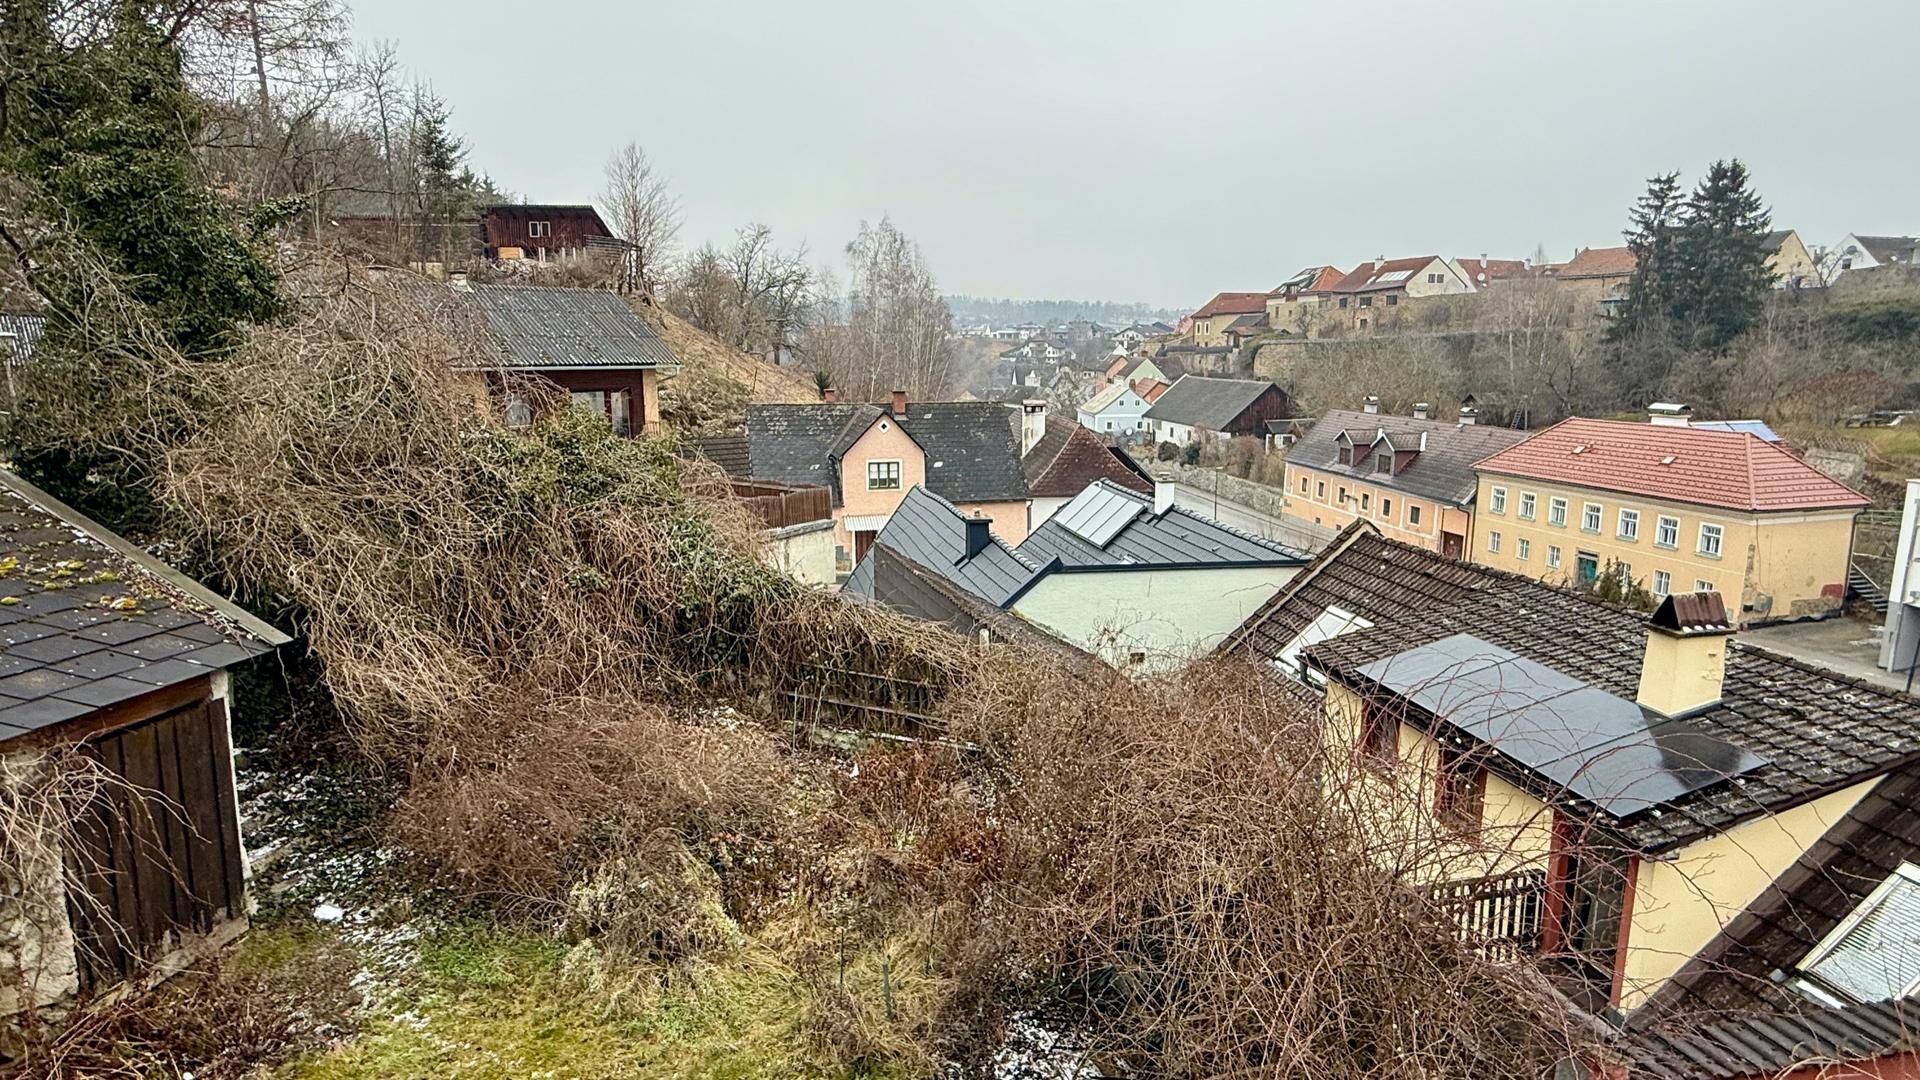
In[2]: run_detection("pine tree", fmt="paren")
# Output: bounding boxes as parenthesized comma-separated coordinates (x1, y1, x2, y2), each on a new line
(412, 92, 470, 266)
(1610, 171, 1683, 346)
(1672, 159, 1774, 350)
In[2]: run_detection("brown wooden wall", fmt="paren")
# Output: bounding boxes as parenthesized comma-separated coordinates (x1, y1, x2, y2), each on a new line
(481, 207, 611, 254)
(1224, 385, 1295, 437)
(67, 692, 246, 987)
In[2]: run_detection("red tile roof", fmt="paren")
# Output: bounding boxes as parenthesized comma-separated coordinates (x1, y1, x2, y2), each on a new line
(1191, 291, 1270, 319)
(1268, 265, 1348, 296)
(1104, 354, 1131, 379)
(1329, 257, 1450, 293)
(1473, 418, 1870, 512)
(1555, 245, 1637, 280)
(1452, 256, 1528, 287)
(1132, 378, 1170, 403)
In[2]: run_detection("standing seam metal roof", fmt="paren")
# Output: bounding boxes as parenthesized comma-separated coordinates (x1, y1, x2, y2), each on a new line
(1016, 480, 1309, 569)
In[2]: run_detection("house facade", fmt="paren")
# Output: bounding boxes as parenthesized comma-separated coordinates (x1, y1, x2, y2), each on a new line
(1470, 413, 1868, 624)
(1076, 378, 1165, 439)
(1823, 233, 1920, 278)
(1760, 229, 1819, 289)
(1320, 256, 1476, 336)
(1143, 376, 1291, 447)
(1551, 245, 1638, 316)
(1264, 265, 1348, 336)
(1282, 401, 1530, 558)
(479, 204, 614, 263)
(1188, 292, 1270, 347)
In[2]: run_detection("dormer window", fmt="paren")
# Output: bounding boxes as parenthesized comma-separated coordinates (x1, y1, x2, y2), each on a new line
(1374, 453, 1392, 475)
(1338, 445, 1353, 465)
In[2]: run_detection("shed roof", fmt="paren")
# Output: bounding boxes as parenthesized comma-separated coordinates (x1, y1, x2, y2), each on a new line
(0, 471, 287, 746)
(1142, 376, 1281, 431)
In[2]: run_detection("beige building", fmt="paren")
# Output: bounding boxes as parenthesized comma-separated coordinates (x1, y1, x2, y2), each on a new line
(1470, 411, 1868, 624)
(1761, 228, 1819, 289)
(1281, 400, 1531, 558)
(1187, 291, 1270, 347)
(1318, 256, 1478, 336)
(1549, 245, 1637, 316)
(1222, 528, 1920, 1027)
(1263, 265, 1348, 336)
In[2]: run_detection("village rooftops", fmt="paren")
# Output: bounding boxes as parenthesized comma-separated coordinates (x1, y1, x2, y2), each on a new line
(1452, 256, 1529, 287)
(1142, 376, 1285, 432)
(1270, 265, 1348, 296)
(842, 485, 1044, 607)
(1189, 291, 1270, 319)
(1290, 408, 1532, 506)
(1554, 245, 1638, 279)
(1473, 417, 1869, 513)
(743, 400, 1027, 506)
(432, 283, 677, 371)
(1021, 417, 1153, 500)
(1849, 234, 1920, 266)
(0, 470, 287, 743)
(1018, 480, 1309, 571)
(1293, 540, 1920, 851)
(1329, 257, 1455, 293)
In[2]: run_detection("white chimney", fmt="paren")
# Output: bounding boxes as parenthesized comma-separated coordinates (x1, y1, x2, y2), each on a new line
(1020, 399, 1047, 456)
(1458, 405, 1478, 426)
(1479, 253, 1489, 270)
(1373, 255, 1386, 270)
(1648, 402, 1693, 427)
(1363, 395, 1381, 415)
(1412, 402, 1431, 421)
(447, 270, 472, 292)
(1154, 481, 1177, 516)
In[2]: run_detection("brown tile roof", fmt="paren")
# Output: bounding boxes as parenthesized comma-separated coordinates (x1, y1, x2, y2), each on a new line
(1330, 257, 1450, 293)
(1191, 291, 1270, 319)
(1453, 256, 1529, 287)
(1269, 265, 1348, 296)
(1473, 418, 1870, 513)
(1132, 378, 1169, 403)
(1556, 245, 1638, 280)
(1021, 418, 1153, 499)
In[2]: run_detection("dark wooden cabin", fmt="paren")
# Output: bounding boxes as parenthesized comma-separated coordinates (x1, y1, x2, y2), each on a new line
(479, 204, 614, 263)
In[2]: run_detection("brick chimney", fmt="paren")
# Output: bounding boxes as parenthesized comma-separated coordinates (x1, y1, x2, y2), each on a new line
(1363, 394, 1381, 415)
(1637, 593, 1734, 717)
(890, 389, 907, 415)
(1020, 399, 1047, 456)
(821, 387, 837, 403)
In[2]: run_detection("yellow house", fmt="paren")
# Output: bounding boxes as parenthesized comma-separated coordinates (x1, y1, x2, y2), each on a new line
(1761, 228, 1820, 289)
(1281, 401, 1532, 558)
(1470, 413, 1869, 625)
(742, 394, 1033, 567)
(1220, 527, 1920, 1020)
(1187, 291, 1270, 347)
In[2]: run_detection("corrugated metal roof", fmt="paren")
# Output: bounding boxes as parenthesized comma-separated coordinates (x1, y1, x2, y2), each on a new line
(453, 284, 677, 370)
(0, 313, 46, 365)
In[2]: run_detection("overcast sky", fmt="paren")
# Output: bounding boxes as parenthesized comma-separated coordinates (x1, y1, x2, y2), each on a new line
(354, 0, 1918, 311)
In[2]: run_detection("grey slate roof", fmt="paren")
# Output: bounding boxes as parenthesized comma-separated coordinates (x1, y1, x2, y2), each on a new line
(0, 313, 44, 365)
(1142, 376, 1280, 430)
(1016, 480, 1309, 570)
(0, 470, 288, 745)
(690, 434, 751, 478)
(743, 402, 1027, 505)
(454, 284, 676, 370)
(843, 486, 1044, 608)
(1855, 235, 1920, 266)
(1288, 408, 1532, 506)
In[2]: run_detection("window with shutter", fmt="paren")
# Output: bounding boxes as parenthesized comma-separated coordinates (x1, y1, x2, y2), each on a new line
(1797, 863, 1920, 1004)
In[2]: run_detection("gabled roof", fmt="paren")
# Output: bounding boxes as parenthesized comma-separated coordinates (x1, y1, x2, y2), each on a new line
(842, 486, 1044, 608)
(1329, 257, 1450, 293)
(1473, 418, 1869, 512)
(1626, 994, 1920, 1080)
(743, 401, 1027, 505)
(1297, 545, 1920, 851)
(1078, 380, 1142, 417)
(1758, 229, 1793, 253)
(1290, 408, 1531, 506)
(1016, 480, 1309, 570)
(1190, 291, 1270, 319)
(0, 470, 288, 746)
(1452, 256, 1529, 287)
(1133, 378, 1169, 403)
(1021, 419, 1152, 499)
(1270, 265, 1347, 296)
(1556, 245, 1638, 280)
(445, 284, 677, 370)
(1852, 234, 1920, 265)
(1142, 376, 1281, 431)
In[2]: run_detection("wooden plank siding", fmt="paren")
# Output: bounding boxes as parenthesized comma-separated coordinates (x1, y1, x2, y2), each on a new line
(65, 695, 246, 989)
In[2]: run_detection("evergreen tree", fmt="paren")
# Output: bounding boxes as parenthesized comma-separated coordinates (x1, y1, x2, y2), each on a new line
(412, 92, 471, 266)
(1672, 159, 1774, 350)
(1610, 171, 1683, 346)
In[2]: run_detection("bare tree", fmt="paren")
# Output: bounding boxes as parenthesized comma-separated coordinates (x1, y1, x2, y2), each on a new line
(664, 224, 813, 362)
(598, 141, 680, 296)
(821, 217, 955, 399)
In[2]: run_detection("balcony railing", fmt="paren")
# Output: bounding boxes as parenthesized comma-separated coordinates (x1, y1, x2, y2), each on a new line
(1425, 867, 1547, 963)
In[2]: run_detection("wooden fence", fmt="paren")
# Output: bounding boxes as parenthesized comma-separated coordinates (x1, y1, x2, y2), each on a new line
(1426, 867, 1547, 963)
(731, 480, 831, 531)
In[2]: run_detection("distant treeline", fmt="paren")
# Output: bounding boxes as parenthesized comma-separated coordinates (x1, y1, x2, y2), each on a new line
(945, 295, 1181, 327)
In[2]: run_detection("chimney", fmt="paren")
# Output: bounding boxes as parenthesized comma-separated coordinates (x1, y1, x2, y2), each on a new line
(447, 270, 471, 292)
(1648, 402, 1693, 427)
(890, 389, 907, 415)
(1479, 253, 1489, 270)
(821, 387, 838, 403)
(964, 515, 993, 559)
(1458, 404, 1478, 426)
(1363, 394, 1381, 415)
(1020, 399, 1048, 456)
(1153, 481, 1177, 516)
(1373, 255, 1386, 271)
(1637, 593, 1734, 717)
(1412, 402, 1431, 421)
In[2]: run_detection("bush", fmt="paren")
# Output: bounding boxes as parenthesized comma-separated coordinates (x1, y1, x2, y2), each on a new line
(1155, 440, 1179, 461)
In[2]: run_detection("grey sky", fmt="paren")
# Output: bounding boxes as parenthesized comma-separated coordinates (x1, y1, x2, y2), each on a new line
(354, 0, 1918, 311)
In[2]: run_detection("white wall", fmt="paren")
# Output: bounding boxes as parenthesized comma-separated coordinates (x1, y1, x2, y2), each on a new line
(1156, 420, 1198, 446)
(1030, 495, 1074, 530)
(764, 520, 838, 586)
(1012, 565, 1300, 674)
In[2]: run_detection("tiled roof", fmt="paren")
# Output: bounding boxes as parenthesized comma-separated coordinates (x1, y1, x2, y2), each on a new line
(1016, 479, 1309, 570)
(1557, 245, 1638, 280)
(1142, 376, 1282, 431)
(0, 471, 287, 745)
(842, 485, 1043, 608)
(1289, 408, 1531, 506)
(1133, 379, 1169, 403)
(1329, 257, 1449, 293)
(1473, 418, 1869, 512)
(440, 284, 677, 370)
(1270, 265, 1347, 295)
(1453, 256, 1529, 287)
(1191, 291, 1270, 319)
(1022, 419, 1152, 499)
(743, 401, 1027, 505)
(1300, 549, 1920, 851)
(689, 434, 751, 478)
(1625, 995, 1920, 1079)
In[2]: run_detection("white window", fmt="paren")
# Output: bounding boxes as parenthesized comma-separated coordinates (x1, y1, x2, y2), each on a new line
(1546, 545, 1562, 569)
(1698, 523, 1724, 557)
(1516, 537, 1531, 561)
(1274, 605, 1374, 686)
(1518, 492, 1537, 520)
(1490, 486, 1508, 514)
(1617, 562, 1633, 585)
(1548, 497, 1568, 527)
(1655, 515, 1679, 548)
(1581, 502, 1603, 533)
(1794, 862, 1920, 1005)
(1696, 579, 1715, 593)
(528, 220, 552, 238)
(867, 460, 901, 491)
(1488, 530, 1502, 554)
(1652, 570, 1672, 597)
(1617, 509, 1640, 541)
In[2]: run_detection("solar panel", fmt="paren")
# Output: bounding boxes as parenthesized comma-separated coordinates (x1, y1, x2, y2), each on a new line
(1053, 483, 1146, 548)
(1357, 634, 1767, 818)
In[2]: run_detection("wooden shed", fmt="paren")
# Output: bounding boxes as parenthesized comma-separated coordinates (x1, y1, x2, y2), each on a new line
(0, 470, 286, 1024)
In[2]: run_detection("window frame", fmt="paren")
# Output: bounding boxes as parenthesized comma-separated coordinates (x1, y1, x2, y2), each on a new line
(1518, 492, 1537, 520)
(1435, 742, 1487, 831)
(1617, 508, 1640, 542)
(1548, 497, 1568, 527)
(1655, 515, 1680, 549)
(528, 220, 552, 238)
(1357, 695, 1398, 768)
(1546, 545, 1562, 570)
(1487, 530, 1502, 554)
(1698, 522, 1724, 558)
(866, 459, 903, 491)
(1652, 570, 1672, 597)
(1516, 536, 1531, 561)
(1408, 504, 1422, 527)
(1489, 486, 1508, 515)
(1581, 502, 1603, 533)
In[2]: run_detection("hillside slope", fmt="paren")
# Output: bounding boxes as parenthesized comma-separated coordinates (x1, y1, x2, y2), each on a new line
(634, 301, 820, 432)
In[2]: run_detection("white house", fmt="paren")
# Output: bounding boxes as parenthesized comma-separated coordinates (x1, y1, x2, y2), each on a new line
(1823, 233, 1919, 279)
